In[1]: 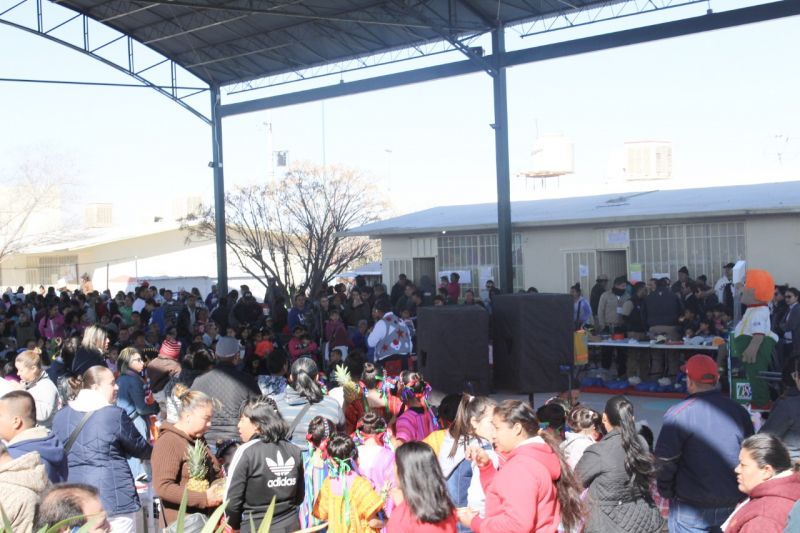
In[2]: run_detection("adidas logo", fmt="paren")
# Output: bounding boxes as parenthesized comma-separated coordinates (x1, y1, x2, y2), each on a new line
(266, 451, 295, 476)
(267, 477, 296, 488)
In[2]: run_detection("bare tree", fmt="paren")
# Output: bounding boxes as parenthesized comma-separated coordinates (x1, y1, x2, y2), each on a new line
(182, 163, 385, 297)
(0, 156, 74, 265)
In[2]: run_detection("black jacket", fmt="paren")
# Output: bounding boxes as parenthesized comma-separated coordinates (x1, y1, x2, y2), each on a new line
(645, 288, 681, 328)
(590, 283, 605, 316)
(225, 438, 304, 532)
(576, 430, 663, 533)
(191, 364, 261, 443)
(655, 390, 754, 508)
(72, 347, 105, 376)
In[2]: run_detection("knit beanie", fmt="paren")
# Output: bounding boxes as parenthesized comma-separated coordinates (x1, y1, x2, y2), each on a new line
(159, 338, 181, 360)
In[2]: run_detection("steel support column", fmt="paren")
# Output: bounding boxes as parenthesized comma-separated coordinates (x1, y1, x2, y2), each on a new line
(491, 25, 513, 294)
(210, 86, 229, 298)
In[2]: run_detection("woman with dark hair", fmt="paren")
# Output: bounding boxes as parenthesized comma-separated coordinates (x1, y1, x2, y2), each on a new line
(722, 434, 800, 532)
(575, 395, 663, 533)
(388, 441, 457, 532)
(224, 397, 304, 533)
(48, 336, 81, 404)
(274, 357, 344, 446)
(458, 399, 584, 533)
(164, 342, 215, 424)
(438, 395, 497, 532)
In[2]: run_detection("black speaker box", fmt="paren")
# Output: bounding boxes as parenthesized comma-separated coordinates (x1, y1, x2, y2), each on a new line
(491, 293, 572, 393)
(417, 305, 491, 395)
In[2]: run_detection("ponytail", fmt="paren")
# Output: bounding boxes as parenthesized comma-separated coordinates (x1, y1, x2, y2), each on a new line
(494, 400, 585, 531)
(448, 395, 495, 458)
(174, 383, 213, 416)
(604, 395, 656, 495)
(290, 357, 323, 404)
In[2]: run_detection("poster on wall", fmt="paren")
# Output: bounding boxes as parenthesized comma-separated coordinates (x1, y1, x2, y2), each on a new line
(578, 264, 589, 278)
(439, 270, 472, 284)
(629, 263, 643, 283)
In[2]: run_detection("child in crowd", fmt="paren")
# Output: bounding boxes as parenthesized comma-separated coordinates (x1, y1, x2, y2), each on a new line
(423, 393, 463, 455)
(438, 395, 498, 530)
(678, 309, 698, 336)
(313, 433, 385, 533)
(360, 363, 401, 422)
(326, 309, 354, 360)
(560, 405, 602, 469)
(536, 402, 568, 443)
(387, 441, 457, 533)
(300, 416, 336, 530)
(328, 349, 345, 383)
(257, 349, 289, 397)
(288, 326, 319, 362)
(394, 372, 438, 444)
(354, 412, 397, 518)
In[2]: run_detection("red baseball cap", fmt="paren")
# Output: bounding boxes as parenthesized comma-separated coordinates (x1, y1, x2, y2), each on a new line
(682, 354, 719, 384)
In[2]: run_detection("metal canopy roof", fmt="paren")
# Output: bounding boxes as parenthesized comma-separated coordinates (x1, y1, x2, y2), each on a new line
(54, 0, 632, 87)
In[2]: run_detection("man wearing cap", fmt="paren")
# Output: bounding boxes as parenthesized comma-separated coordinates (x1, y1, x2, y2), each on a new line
(590, 274, 608, 322)
(191, 336, 260, 450)
(655, 354, 754, 533)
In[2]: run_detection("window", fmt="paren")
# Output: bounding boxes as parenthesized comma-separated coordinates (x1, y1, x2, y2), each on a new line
(629, 222, 744, 282)
(437, 233, 523, 296)
(25, 255, 78, 286)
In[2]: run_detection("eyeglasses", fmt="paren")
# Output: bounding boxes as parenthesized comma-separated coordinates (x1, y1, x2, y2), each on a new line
(130, 357, 143, 362)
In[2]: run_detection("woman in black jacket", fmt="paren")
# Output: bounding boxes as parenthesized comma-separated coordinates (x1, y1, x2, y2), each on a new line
(225, 397, 304, 533)
(575, 395, 663, 533)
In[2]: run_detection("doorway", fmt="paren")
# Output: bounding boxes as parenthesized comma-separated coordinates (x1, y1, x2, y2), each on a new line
(413, 257, 436, 297)
(597, 250, 628, 282)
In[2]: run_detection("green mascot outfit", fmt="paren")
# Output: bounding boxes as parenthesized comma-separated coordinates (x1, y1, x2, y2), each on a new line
(731, 269, 777, 409)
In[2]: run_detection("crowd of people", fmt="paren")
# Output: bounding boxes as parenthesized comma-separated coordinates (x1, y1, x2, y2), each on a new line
(575, 264, 800, 385)
(0, 277, 799, 532)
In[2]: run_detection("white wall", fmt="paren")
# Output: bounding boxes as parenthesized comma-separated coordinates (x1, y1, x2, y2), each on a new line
(376, 214, 800, 296)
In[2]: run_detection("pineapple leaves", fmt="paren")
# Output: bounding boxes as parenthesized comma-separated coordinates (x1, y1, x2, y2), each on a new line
(199, 499, 228, 533)
(257, 496, 276, 533)
(175, 487, 189, 533)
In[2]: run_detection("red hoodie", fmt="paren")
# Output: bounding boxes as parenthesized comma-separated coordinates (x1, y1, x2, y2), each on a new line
(471, 439, 561, 533)
(724, 472, 800, 533)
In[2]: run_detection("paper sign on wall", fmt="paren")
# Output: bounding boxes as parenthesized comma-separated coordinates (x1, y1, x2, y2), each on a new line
(439, 270, 472, 284)
(629, 263, 643, 283)
(606, 229, 630, 246)
(578, 264, 589, 278)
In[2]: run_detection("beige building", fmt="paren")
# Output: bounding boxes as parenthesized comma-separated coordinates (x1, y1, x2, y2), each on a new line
(0, 222, 273, 296)
(347, 181, 800, 294)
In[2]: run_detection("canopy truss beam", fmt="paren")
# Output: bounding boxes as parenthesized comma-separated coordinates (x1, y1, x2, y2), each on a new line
(1, 0, 211, 123)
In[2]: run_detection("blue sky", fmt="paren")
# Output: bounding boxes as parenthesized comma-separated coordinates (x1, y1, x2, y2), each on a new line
(1, 0, 798, 223)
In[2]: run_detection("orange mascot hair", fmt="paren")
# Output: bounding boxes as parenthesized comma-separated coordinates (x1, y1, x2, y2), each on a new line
(745, 269, 774, 303)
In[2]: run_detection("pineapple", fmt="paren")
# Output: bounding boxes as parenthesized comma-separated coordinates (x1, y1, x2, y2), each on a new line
(185, 439, 210, 493)
(334, 365, 361, 404)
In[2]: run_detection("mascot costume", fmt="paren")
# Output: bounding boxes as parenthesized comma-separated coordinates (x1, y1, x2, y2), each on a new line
(731, 269, 778, 409)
